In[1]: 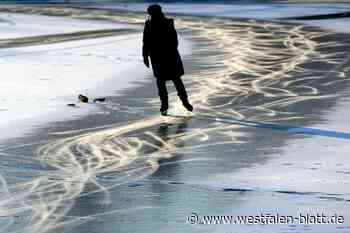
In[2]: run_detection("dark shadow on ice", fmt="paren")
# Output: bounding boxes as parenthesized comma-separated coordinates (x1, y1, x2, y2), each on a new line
(282, 11, 350, 20)
(194, 114, 350, 140)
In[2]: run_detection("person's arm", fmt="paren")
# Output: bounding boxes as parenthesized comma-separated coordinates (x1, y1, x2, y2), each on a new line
(169, 19, 179, 49)
(142, 20, 150, 68)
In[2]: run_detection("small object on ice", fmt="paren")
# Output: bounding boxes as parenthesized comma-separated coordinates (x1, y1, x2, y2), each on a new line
(93, 97, 106, 103)
(67, 103, 76, 107)
(78, 94, 89, 103)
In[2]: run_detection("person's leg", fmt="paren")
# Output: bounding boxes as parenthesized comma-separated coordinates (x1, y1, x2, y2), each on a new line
(172, 77, 187, 99)
(172, 77, 193, 112)
(156, 78, 169, 114)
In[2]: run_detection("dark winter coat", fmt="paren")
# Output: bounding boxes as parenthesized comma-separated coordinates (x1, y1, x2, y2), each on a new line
(142, 17, 185, 81)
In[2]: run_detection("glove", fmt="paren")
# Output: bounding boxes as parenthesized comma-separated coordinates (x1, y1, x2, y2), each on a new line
(143, 57, 150, 68)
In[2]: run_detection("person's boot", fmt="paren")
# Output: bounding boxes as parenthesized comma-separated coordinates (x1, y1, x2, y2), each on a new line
(160, 101, 168, 116)
(181, 97, 193, 112)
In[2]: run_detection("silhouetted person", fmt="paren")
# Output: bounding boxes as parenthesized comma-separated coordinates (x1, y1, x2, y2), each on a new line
(143, 4, 193, 116)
